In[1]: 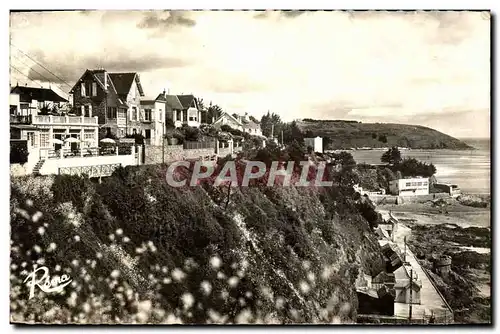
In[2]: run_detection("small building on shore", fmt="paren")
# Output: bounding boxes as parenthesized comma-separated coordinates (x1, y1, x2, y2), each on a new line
(304, 136, 323, 153)
(433, 183, 461, 197)
(389, 177, 429, 196)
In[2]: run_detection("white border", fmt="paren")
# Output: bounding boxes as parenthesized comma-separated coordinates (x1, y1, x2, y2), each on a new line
(2, 1, 497, 333)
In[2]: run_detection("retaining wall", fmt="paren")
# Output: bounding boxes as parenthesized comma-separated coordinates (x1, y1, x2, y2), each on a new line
(144, 144, 216, 165)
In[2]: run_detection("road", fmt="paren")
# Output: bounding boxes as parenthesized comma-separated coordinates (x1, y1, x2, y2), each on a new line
(382, 210, 454, 322)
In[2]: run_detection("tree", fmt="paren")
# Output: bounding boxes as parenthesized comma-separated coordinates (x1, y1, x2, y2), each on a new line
(196, 98, 205, 111)
(205, 103, 223, 124)
(378, 134, 388, 143)
(260, 112, 283, 138)
(10, 141, 28, 164)
(381, 146, 402, 165)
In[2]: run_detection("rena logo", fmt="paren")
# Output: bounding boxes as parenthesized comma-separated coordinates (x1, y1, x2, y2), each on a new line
(23, 266, 72, 300)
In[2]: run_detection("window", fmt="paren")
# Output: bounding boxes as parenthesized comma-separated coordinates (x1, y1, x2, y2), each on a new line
(84, 132, 94, 142)
(131, 107, 138, 121)
(92, 82, 97, 97)
(159, 109, 162, 121)
(107, 107, 117, 119)
(38, 101, 45, 109)
(118, 109, 126, 119)
(20, 103, 29, 114)
(39, 131, 50, 148)
(84, 105, 91, 117)
(417, 182, 422, 186)
(423, 182, 428, 186)
(405, 182, 411, 187)
(144, 109, 152, 121)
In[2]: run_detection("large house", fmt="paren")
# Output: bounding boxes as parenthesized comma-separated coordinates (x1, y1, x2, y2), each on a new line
(164, 94, 203, 128)
(212, 112, 263, 136)
(70, 69, 145, 138)
(239, 113, 262, 136)
(10, 85, 99, 173)
(10, 85, 68, 117)
(212, 112, 244, 131)
(139, 94, 167, 146)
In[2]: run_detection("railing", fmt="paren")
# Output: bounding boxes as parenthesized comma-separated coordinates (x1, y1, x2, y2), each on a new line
(32, 115, 98, 125)
(10, 115, 32, 124)
(184, 140, 216, 150)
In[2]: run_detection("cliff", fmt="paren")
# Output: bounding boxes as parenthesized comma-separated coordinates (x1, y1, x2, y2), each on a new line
(297, 120, 473, 150)
(10, 165, 385, 324)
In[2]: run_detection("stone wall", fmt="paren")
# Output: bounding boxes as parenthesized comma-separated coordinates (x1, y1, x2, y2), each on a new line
(144, 144, 216, 165)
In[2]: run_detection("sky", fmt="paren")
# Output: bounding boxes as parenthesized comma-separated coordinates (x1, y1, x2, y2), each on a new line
(9, 10, 490, 138)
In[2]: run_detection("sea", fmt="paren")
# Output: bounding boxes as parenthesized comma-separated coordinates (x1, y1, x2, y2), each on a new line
(348, 138, 491, 195)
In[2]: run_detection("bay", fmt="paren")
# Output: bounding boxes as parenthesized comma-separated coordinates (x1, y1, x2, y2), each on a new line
(348, 138, 490, 195)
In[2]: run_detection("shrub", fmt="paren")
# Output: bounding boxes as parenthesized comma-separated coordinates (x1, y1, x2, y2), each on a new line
(10, 141, 29, 165)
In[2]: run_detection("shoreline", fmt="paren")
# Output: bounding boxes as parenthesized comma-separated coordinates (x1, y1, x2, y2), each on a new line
(376, 202, 491, 324)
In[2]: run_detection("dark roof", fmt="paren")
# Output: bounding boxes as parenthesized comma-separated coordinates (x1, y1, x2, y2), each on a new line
(372, 272, 396, 284)
(11, 86, 67, 103)
(165, 94, 183, 109)
(155, 93, 166, 102)
(177, 94, 196, 109)
(108, 73, 141, 96)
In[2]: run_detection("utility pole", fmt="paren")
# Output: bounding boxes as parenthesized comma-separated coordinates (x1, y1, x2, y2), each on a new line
(281, 130, 284, 146)
(271, 123, 274, 139)
(162, 122, 165, 164)
(404, 236, 407, 263)
(409, 268, 413, 323)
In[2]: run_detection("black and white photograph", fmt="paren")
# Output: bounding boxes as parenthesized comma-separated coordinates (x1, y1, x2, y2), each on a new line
(8, 9, 491, 325)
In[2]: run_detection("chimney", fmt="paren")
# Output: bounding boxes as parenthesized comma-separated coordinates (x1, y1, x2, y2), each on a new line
(244, 112, 249, 122)
(163, 89, 166, 98)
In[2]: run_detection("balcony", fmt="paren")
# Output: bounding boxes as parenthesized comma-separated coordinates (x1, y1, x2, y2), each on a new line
(32, 115, 99, 126)
(10, 115, 32, 124)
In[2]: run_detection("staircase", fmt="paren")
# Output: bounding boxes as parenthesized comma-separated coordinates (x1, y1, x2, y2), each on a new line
(32, 159, 46, 176)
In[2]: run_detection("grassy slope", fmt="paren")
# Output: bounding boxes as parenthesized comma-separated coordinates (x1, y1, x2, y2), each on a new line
(297, 121, 472, 150)
(10, 166, 385, 324)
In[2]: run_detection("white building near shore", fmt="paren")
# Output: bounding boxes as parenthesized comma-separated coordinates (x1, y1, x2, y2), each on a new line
(389, 177, 429, 196)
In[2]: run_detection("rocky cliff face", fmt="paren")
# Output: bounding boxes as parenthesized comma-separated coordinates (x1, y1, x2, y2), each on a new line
(10, 167, 385, 324)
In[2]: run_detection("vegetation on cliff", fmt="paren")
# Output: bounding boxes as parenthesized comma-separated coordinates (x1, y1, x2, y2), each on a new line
(10, 148, 385, 324)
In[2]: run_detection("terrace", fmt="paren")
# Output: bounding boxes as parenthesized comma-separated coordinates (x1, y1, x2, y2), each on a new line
(10, 114, 99, 125)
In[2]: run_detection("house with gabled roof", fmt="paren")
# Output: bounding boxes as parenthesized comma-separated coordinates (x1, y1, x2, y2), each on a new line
(212, 111, 244, 132)
(167, 94, 203, 128)
(70, 69, 145, 138)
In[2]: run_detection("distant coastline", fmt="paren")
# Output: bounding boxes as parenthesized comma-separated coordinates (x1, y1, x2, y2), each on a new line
(297, 120, 474, 151)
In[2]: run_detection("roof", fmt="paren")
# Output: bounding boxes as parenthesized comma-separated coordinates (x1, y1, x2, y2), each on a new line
(177, 94, 196, 109)
(140, 96, 164, 103)
(69, 69, 144, 97)
(11, 86, 68, 103)
(165, 95, 183, 109)
(372, 272, 395, 284)
(356, 288, 379, 299)
(108, 72, 144, 97)
(155, 93, 166, 102)
(242, 120, 260, 130)
(214, 112, 243, 127)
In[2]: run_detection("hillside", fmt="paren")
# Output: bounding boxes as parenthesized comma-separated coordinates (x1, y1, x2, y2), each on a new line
(10, 164, 385, 324)
(297, 120, 473, 150)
